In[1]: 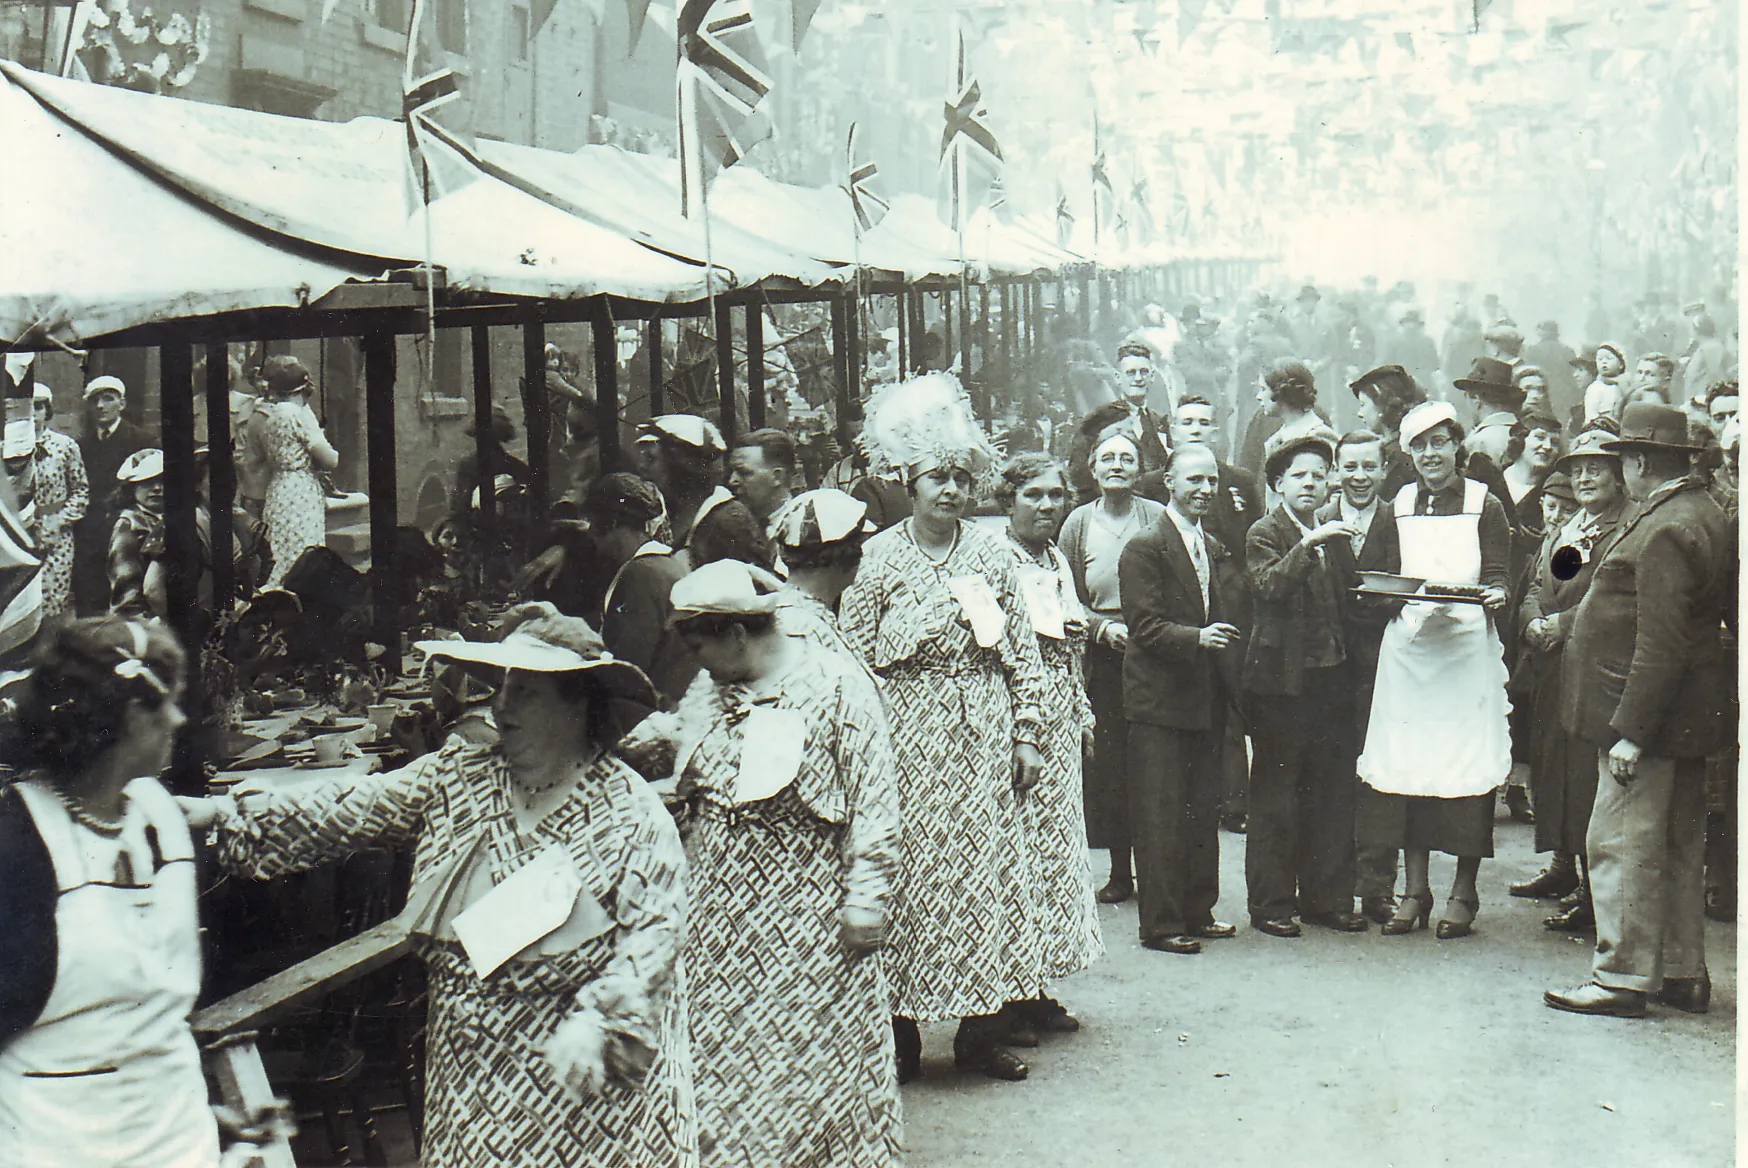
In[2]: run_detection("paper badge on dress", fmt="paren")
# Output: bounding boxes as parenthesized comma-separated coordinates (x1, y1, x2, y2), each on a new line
(451, 845, 585, 978)
(1014, 564, 1066, 640)
(947, 575, 1005, 648)
(734, 706, 806, 804)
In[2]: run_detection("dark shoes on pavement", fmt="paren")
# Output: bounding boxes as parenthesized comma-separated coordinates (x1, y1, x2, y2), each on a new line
(1504, 785, 1535, 824)
(1188, 920, 1237, 939)
(1654, 977, 1711, 1015)
(1544, 982, 1648, 1018)
(894, 1016, 921, 1084)
(1096, 878, 1134, 904)
(1141, 934, 1202, 955)
(953, 1016, 1029, 1081)
(1381, 892, 1432, 936)
(1360, 895, 1397, 925)
(1302, 910, 1370, 932)
(1544, 897, 1595, 932)
(1511, 856, 1579, 899)
(1435, 895, 1478, 939)
(1253, 917, 1302, 937)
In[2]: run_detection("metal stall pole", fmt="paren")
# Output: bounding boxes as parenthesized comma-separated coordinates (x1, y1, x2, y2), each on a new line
(1078, 271, 1092, 336)
(592, 301, 623, 474)
(715, 296, 737, 447)
(745, 301, 766, 430)
(520, 312, 550, 540)
(908, 289, 927, 369)
(647, 316, 664, 416)
(362, 333, 400, 669)
(203, 342, 235, 613)
(159, 342, 199, 657)
(943, 289, 955, 370)
(975, 282, 989, 412)
(830, 292, 852, 448)
(896, 291, 909, 375)
(999, 281, 1013, 393)
(470, 325, 496, 532)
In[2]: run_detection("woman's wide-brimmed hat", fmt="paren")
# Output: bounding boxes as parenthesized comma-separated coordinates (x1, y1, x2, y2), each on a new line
(1399, 400, 1463, 449)
(117, 448, 165, 483)
(668, 559, 780, 621)
(414, 603, 655, 706)
(1452, 357, 1522, 407)
(637, 413, 726, 454)
(1602, 402, 1704, 454)
(769, 488, 875, 549)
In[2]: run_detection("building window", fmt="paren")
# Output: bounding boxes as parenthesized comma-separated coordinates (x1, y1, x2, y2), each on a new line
(376, 0, 409, 29)
(436, 0, 467, 54)
(511, 6, 529, 61)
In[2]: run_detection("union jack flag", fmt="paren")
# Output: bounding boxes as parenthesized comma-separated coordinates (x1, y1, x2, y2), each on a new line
(677, 0, 773, 218)
(937, 31, 1002, 234)
(842, 122, 889, 234)
(401, 0, 475, 212)
(1055, 185, 1076, 250)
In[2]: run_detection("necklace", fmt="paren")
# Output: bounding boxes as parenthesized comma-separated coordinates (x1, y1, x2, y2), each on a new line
(511, 750, 600, 806)
(53, 787, 125, 837)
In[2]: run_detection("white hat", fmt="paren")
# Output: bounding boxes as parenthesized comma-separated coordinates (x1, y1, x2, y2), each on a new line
(83, 375, 127, 402)
(769, 488, 876, 548)
(116, 448, 165, 482)
(669, 559, 780, 621)
(415, 603, 655, 705)
(31, 383, 53, 404)
(2, 420, 35, 459)
(860, 372, 997, 486)
(1399, 400, 1461, 449)
(640, 413, 726, 453)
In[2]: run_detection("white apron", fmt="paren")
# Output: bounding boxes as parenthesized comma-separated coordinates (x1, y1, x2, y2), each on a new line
(1357, 480, 1511, 798)
(0, 778, 219, 1168)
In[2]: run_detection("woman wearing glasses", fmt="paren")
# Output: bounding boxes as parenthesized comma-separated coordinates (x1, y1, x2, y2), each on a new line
(1355, 402, 1513, 940)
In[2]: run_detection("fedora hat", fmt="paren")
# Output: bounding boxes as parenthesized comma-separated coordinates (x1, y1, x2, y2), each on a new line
(415, 603, 656, 707)
(1452, 357, 1519, 400)
(1554, 425, 1621, 471)
(1602, 402, 1703, 454)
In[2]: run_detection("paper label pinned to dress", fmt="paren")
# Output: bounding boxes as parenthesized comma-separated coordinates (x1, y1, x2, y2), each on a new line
(451, 846, 584, 978)
(735, 707, 806, 804)
(1015, 564, 1066, 640)
(947, 575, 1005, 648)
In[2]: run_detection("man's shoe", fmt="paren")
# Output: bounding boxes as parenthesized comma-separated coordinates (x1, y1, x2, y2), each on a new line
(1510, 857, 1579, 899)
(1360, 895, 1397, 925)
(1543, 899, 1595, 932)
(1303, 910, 1370, 933)
(1654, 976, 1711, 1015)
(1189, 920, 1238, 939)
(1543, 982, 1647, 1018)
(1504, 785, 1535, 824)
(1141, 935, 1202, 955)
(1253, 917, 1302, 938)
(1096, 879, 1134, 905)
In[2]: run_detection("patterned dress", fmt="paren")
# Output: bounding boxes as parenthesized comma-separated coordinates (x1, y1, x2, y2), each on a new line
(775, 587, 874, 677)
(839, 519, 1049, 1022)
(1003, 530, 1104, 982)
(262, 402, 328, 589)
(210, 738, 696, 1168)
(29, 430, 87, 620)
(668, 641, 903, 1168)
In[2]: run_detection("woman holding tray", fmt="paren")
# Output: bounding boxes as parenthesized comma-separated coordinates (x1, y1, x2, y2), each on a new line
(1355, 400, 1513, 940)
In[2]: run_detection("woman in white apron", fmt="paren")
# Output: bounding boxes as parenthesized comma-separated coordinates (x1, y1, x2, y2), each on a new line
(1356, 402, 1513, 940)
(0, 618, 221, 1168)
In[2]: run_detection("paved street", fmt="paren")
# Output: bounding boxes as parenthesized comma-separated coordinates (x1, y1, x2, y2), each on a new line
(905, 811, 1736, 1168)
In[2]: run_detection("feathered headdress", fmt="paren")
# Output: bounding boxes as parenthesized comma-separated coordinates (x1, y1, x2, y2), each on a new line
(859, 372, 998, 490)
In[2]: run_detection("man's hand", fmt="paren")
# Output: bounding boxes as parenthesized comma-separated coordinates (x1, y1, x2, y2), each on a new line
(1606, 737, 1644, 787)
(1012, 743, 1044, 793)
(839, 904, 887, 957)
(1304, 519, 1359, 547)
(1198, 622, 1240, 651)
(1102, 621, 1130, 650)
(178, 796, 220, 831)
(1480, 585, 1509, 611)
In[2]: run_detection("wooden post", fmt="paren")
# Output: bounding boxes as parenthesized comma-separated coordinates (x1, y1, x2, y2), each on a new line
(203, 342, 234, 614)
(909, 289, 927, 369)
(714, 296, 737, 446)
(520, 313, 550, 538)
(745, 302, 766, 430)
(896, 291, 909, 375)
(1078, 272, 1092, 335)
(470, 325, 496, 530)
(592, 303, 622, 474)
(829, 292, 851, 447)
(159, 343, 199, 655)
(361, 333, 400, 668)
(943, 289, 955, 367)
(646, 316, 664, 416)
(974, 281, 988, 411)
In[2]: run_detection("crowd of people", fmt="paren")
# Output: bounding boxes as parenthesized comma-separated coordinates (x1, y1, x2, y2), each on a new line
(0, 273, 1737, 1164)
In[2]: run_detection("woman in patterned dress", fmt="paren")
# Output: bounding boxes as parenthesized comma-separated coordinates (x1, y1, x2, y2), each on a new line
(657, 559, 902, 1167)
(28, 385, 88, 624)
(838, 373, 1050, 1082)
(182, 607, 696, 1168)
(997, 453, 1102, 1043)
(767, 487, 879, 667)
(258, 356, 337, 590)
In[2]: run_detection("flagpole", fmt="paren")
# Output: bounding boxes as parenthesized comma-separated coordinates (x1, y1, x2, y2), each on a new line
(679, 66, 726, 429)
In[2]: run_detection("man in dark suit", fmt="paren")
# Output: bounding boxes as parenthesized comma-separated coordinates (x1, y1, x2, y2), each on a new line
(72, 376, 151, 615)
(1546, 404, 1735, 1018)
(1069, 342, 1172, 504)
(1119, 444, 1244, 954)
(1242, 436, 1372, 937)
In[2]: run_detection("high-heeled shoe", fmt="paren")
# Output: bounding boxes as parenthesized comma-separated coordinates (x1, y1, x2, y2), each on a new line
(1381, 892, 1431, 935)
(1436, 894, 1479, 939)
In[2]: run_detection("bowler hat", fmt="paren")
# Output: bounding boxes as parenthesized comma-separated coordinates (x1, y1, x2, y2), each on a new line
(1452, 357, 1522, 407)
(1602, 403, 1703, 454)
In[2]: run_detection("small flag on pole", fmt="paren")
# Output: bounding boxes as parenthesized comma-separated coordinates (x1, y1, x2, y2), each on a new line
(401, 0, 476, 213)
(677, 0, 774, 218)
(1055, 186, 1076, 250)
(937, 30, 1002, 233)
(843, 122, 890, 233)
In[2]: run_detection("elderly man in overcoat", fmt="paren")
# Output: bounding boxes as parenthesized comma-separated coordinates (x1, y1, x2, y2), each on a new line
(1545, 403, 1736, 1018)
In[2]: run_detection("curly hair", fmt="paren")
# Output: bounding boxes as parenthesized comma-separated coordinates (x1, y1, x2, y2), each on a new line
(689, 499, 775, 572)
(3, 617, 185, 784)
(1504, 415, 1564, 468)
(994, 452, 1064, 509)
(1263, 359, 1318, 413)
(1705, 379, 1740, 408)
(1354, 373, 1426, 436)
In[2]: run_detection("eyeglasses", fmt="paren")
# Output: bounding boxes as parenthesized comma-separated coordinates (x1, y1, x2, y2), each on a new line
(1411, 435, 1457, 453)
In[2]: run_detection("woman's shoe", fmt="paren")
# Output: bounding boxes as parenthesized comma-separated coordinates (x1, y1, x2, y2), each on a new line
(953, 1018, 1029, 1081)
(1381, 893, 1431, 936)
(1096, 878, 1134, 904)
(1436, 895, 1479, 939)
(893, 1017, 921, 1085)
(998, 1003, 1040, 1048)
(1018, 996, 1081, 1034)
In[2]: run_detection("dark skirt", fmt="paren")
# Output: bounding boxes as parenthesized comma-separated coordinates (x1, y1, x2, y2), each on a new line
(1356, 785, 1494, 859)
(1526, 647, 1599, 855)
(1083, 640, 1131, 850)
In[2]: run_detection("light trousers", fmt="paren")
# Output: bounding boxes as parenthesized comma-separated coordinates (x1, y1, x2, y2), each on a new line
(1587, 752, 1707, 993)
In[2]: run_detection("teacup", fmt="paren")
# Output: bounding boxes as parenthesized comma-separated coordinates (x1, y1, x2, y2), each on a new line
(311, 733, 352, 765)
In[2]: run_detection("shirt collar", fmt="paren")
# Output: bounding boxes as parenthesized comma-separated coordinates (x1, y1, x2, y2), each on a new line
(1165, 502, 1204, 541)
(1340, 495, 1377, 524)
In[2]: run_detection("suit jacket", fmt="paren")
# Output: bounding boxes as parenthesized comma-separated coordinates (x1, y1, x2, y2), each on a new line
(1137, 457, 1262, 581)
(78, 418, 152, 515)
(1241, 506, 1355, 698)
(1118, 512, 1242, 731)
(600, 551, 700, 708)
(1561, 479, 1735, 757)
